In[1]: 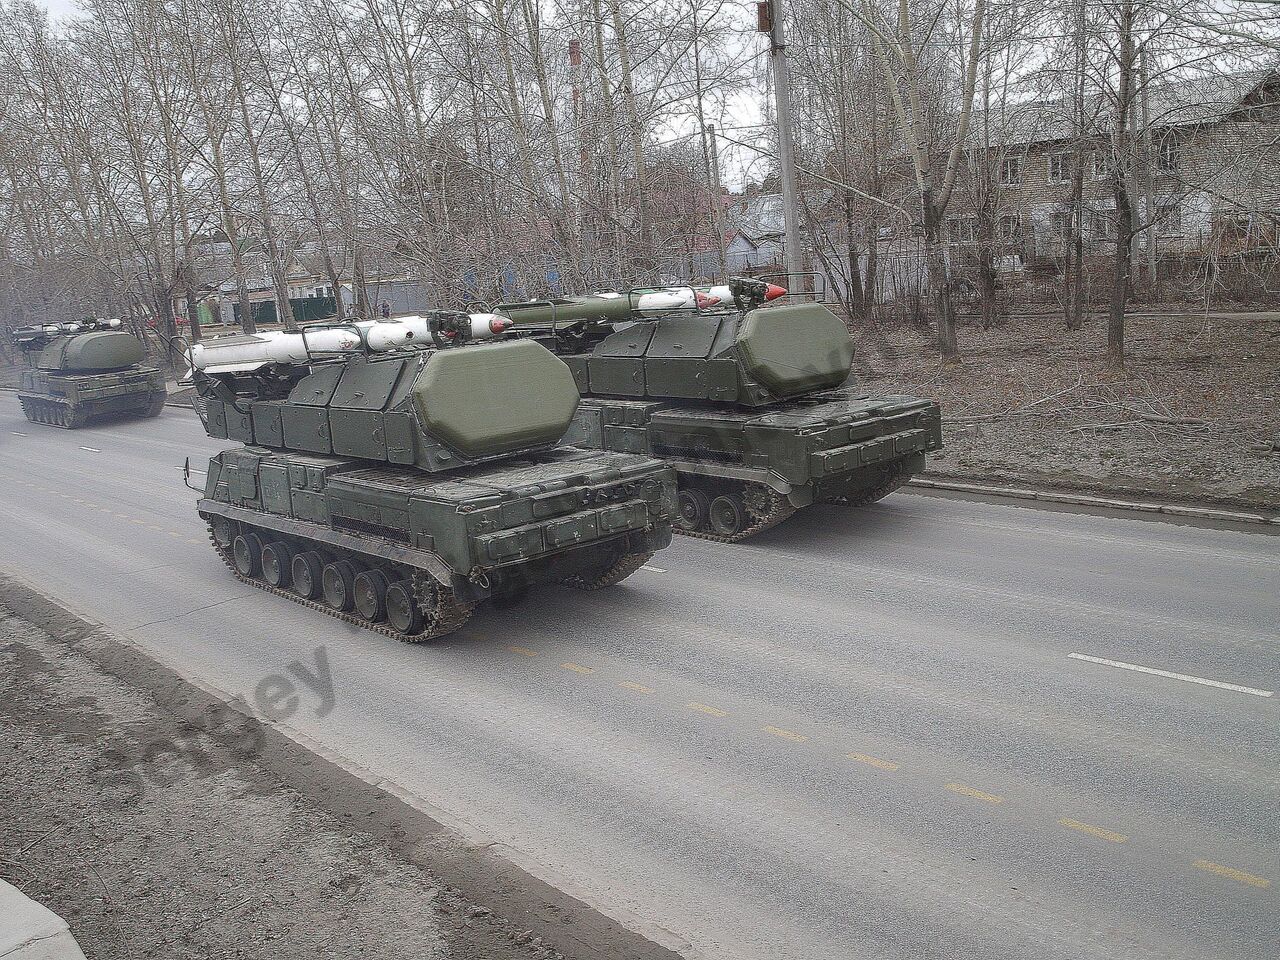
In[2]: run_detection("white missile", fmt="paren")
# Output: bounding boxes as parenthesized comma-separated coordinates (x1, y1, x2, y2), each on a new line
(191, 313, 513, 373)
(665, 282, 788, 309)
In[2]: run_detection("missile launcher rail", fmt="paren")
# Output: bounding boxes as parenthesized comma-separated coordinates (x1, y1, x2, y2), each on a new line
(492, 280, 943, 542)
(190, 315, 676, 641)
(12, 318, 167, 428)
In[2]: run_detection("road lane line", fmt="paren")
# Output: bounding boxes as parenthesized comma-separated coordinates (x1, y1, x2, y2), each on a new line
(79, 446, 101, 452)
(1059, 818, 1127, 843)
(1068, 653, 1274, 698)
(640, 564, 666, 573)
(847, 753, 899, 771)
(561, 662, 594, 675)
(506, 645, 538, 657)
(688, 702, 728, 718)
(945, 783, 1004, 804)
(11, 432, 27, 436)
(1193, 860, 1271, 889)
(617, 681, 654, 694)
(763, 725, 809, 744)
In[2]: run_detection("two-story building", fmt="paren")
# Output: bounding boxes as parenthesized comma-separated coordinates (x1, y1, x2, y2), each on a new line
(945, 69, 1280, 272)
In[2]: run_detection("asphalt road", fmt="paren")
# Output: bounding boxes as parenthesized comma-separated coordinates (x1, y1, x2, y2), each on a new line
(0, 394, 1276, 960)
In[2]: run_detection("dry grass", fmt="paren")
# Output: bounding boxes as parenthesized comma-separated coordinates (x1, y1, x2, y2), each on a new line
(856, 309, 1280, 508)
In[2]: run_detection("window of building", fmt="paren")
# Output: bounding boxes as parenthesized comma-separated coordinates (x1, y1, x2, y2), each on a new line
(1049, 209, 1071, 241)
(998, 215, 1021, 242)
(1089, 207, 1115, 241)
(1157, 136, 1179, 173)
(1155, 199, 1182, 236)
(1093, 151, 1111, 180)
(1000, 155, 1023, 186)
(948, 217, 976, 244)
(1049, 152, 1070, 184)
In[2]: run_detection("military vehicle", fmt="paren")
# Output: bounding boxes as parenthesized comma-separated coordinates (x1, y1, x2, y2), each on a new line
(13, 318, 167, 427)
(489, 279, 942, 542)
(189, 311, 677, 641)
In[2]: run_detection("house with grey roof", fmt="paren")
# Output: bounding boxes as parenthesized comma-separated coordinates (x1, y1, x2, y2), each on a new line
(946, 69, 1280, 272)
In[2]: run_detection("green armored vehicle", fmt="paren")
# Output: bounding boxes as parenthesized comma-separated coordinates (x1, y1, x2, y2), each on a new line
(190, 312, 676, 641)
(13, 318, 167, 427)
(490, 280, 942, 542)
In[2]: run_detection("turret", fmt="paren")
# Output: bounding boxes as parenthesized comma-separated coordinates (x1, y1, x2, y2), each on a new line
(494, 279, 855, 407)
(13, 318, 143, 374)
(191, 314, 579, 471)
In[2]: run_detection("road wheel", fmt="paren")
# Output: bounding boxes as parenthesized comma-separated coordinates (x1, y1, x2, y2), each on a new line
(676, 488, 710, 532)
(261, 541, 293, 587)
(708, 495, 745, 538)
(322, 560, 358, 611)
(354, 570, 390, 622)
(292, 551, 323, 599)
(232, 533, 263, 578)
(386, 580, 424, 635)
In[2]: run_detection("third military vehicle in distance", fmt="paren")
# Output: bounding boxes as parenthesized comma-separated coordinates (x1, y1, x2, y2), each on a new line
(188, 311, 676, 641)
(13, 318, 167, 428)
(489, 279, 943, 542)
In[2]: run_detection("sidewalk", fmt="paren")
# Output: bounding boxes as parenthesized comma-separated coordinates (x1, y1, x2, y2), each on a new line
(0, 880, 88, 960)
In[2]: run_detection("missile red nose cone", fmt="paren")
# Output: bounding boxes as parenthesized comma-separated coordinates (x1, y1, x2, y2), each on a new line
(695, 292, 721, 308)
(764, 283, 787, 301)
(489, 316, 513, 333)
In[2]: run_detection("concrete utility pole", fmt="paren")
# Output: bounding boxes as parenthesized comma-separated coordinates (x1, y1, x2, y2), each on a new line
(762, 0, 803, 281)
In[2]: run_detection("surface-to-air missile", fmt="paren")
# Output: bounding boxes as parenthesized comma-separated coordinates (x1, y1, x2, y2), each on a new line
(188, 311, 677, 641)
(12, 318, 167, 428)
(488, 278, 943, 542)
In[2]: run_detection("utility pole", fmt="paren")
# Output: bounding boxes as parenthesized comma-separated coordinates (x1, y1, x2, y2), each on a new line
(760, 1, 803, 282)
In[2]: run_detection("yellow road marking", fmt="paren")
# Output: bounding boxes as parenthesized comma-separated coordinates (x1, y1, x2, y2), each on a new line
(945, 783, 1004, 804)
(688, 702, 727, 718)
(1193, 860, 1271, 889)
(1059, 818, 1127, 843)
(561, 662, 594, 674)
(617, 681, 654, 694)
(763, 725, 809, 743)
(847, 753, 899, 771)
(506, 645, 538, 657)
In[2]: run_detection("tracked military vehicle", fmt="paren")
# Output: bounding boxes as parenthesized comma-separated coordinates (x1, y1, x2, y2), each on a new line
(13, 318, 167, 427)
(189, 311, 676, 641)
(491, 280, 942, 542)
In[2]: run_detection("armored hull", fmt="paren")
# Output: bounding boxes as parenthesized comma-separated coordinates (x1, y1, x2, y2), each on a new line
(496, 294, 943, 541)
(565, 388, 940, 540)
(15, 325, 166, 428)
(200, 446, 673, 639)
(191, 330, 677, 640)
(20, 366, 167, 427)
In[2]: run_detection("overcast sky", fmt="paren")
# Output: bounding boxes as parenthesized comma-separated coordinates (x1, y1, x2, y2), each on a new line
(41, 0, 81, 19)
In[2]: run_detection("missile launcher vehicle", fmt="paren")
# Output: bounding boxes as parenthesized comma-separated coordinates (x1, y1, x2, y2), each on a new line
(189, 312, 676, 641)
(491, 279, 943, 542)
(13, 318, 167, 427)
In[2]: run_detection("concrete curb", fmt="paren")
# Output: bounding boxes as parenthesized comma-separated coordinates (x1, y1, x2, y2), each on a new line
(907, 477, 1280, 527)
(0, 880, 89, 960)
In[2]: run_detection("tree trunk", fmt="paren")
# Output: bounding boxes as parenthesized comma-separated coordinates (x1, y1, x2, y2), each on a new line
(923, 195, 957, 355)
(1108, 0, 1136, 366)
